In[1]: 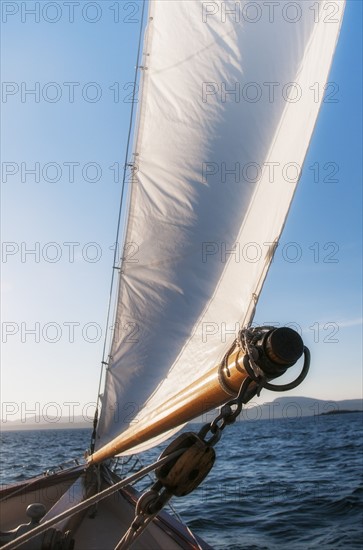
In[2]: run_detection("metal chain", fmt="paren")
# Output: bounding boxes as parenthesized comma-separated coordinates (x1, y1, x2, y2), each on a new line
(114, 329, 263, 549)
(114, 327, 310, 549)
(198, 374, 254, 447)
(199, 325, 311, 448)
(116, 330, 264, 548)
(198, 327, 269, 446)
(115, 485, 171, 549)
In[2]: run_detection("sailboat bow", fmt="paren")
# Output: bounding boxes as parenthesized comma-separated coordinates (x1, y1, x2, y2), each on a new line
(1, 0, 346, 548)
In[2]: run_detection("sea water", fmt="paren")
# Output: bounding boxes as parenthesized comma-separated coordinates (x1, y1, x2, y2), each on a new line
(1, 412, 362, 549)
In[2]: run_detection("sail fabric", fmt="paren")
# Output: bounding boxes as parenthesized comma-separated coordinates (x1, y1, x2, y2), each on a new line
(96, 0, 345, 453)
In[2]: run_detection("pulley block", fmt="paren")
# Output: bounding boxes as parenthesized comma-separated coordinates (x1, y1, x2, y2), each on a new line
(155, 432, 215, 497)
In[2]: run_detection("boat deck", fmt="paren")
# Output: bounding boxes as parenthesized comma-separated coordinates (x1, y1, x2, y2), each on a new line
(0, 466, 209, 549)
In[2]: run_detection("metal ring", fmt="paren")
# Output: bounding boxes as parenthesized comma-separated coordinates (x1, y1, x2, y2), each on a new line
(262, 346, 311, 392)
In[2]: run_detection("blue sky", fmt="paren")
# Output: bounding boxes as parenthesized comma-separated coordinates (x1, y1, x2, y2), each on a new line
(1, 1, 362, 423)
(256, 0, 362, 401)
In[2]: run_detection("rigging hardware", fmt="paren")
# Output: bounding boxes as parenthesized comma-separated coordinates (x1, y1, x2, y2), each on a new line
(116, 326, 310, 548)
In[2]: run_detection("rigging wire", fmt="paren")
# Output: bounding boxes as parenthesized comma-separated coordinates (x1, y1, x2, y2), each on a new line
(0, 448, 185, 550)
(91, 0, 147, 447)
(117, 453, 204, 550)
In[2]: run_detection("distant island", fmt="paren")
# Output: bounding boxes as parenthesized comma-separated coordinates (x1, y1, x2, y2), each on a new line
(320, 409, 363, 416)
(1, 397, 362, 431)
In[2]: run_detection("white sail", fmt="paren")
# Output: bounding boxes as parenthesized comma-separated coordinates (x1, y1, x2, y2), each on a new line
(96, 0, 345, 453)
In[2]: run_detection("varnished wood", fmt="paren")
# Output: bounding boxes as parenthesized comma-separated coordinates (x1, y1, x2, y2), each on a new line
(88, 346, 256, 464)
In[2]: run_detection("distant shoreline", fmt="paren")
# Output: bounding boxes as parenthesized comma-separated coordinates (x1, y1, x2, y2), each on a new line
(1, 397, 362, 431)
(319, 409, 363, 416)
(0, 422, 92, 432)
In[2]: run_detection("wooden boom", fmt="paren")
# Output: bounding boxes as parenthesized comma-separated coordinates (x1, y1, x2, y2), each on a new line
(88, 327, 303, 464)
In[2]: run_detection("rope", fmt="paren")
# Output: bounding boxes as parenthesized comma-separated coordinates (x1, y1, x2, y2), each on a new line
(238, 327, 310, 393)
(166, 502, 205, 550)
(114, 455, 204, 550)
(113, 326, 311, 549)
(1, 448, 185, 550)
(114, 509, 157, 550)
